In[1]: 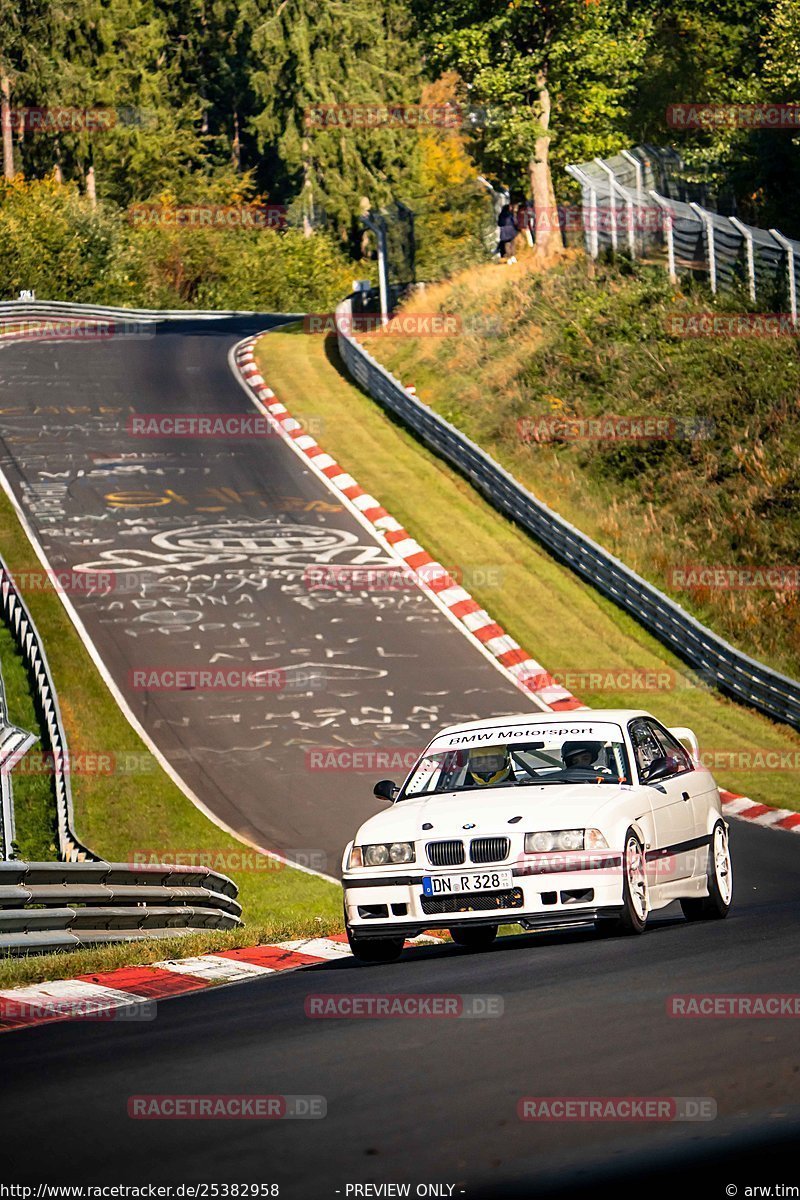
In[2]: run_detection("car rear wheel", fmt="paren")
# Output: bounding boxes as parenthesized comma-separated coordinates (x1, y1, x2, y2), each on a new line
(596, 830, 648, 937)
(680, 821, 732, 922)
(346, 926, 405, 964)
(449, 925, 498, 950)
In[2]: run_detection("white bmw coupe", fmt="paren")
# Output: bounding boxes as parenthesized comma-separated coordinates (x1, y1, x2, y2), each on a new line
(342, 710, 733, 962)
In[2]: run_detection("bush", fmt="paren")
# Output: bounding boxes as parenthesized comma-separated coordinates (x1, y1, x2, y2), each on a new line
(0, 178, 360, 311)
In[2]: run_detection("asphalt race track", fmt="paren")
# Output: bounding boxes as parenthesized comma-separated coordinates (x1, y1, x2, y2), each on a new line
(0, 319, 530, 874)
(1, 319, 799, 1194)
(2, 818, 800, 1193)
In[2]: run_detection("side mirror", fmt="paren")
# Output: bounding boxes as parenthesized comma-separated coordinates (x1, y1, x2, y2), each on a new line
(669, 726, 699, 759)
(642, 755, 671, 783)
(373, 779, 398, 803)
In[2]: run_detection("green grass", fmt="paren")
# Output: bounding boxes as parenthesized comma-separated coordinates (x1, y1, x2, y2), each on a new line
(0, 486, 341, 987)
(0, 916, 345, 991)
(359, 255, 800, 681)
(255, 325, 800, 814)
(0, 623, 58, 860)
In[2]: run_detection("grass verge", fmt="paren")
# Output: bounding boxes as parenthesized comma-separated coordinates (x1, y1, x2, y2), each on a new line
(0, 916, 344, 991)
(255, 325, 800, 814)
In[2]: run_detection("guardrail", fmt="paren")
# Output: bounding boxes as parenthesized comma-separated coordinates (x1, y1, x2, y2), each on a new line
(0, 552, 93, 861)
(0, 860, 241, 954)
(335, 292, 800, 732)
(0, 698, 37, 861)
(0, 299, 305, 323)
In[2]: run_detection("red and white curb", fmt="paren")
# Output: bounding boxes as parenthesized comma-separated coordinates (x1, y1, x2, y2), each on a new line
(233, 340, 581, 713)
(233, 335, 800, 844)
(0, 933, 444, 1033)
(719, 788, 800, 832)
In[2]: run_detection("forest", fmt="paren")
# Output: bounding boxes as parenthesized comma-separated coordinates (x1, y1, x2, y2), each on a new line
(1, 0, 797, 304)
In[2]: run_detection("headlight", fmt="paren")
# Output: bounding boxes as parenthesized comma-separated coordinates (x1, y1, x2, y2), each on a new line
(526, 831, 556, 853)
(524, 829, 608, 853)
(348, 846, 363, 869)
(361, 841, 415, 867)
(389, 841, 415, 864)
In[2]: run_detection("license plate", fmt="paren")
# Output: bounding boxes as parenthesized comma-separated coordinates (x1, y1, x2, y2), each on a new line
(422, 870, 513, 896)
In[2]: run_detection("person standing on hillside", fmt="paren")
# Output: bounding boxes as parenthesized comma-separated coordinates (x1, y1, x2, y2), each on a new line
(495, 203, 518, 263)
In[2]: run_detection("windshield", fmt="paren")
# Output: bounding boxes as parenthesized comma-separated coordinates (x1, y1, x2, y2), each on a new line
(400, 723, 631, 798)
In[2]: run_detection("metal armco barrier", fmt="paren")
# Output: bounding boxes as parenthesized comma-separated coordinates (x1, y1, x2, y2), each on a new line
(0, 860, 241, 954)
(335, 293, 800, 732)
(0, 299, 304, 324)
(0, 553, 93, 862)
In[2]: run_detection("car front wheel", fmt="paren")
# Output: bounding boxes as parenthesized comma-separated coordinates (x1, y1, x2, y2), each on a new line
(680, 821, 732, 922)
(449, 925, 498, 950)
(596, 829, 649, 937)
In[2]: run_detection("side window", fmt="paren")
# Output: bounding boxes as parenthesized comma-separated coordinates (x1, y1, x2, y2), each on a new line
(628, 720, 663, 779)
(651, 724, 692, 776)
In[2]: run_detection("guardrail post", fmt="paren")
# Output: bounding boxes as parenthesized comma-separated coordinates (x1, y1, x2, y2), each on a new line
(769, 228, 798, 327)
(690, 202, 717, 294)
(729, 217, 757, 303)
(650, 192, 677, 282)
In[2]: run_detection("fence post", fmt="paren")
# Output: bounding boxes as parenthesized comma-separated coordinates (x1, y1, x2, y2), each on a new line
(620, 149, 643, 208)
(361, 212, 390, 324)
(593, 158, 618, 253)
(650, 192, 677, 283)
(769, 229, 798, 326)
(690, 203, 717, 294)
(566, 165, 599, 259)
(729, 217, 756, 304)
(617, 183, 637, 258)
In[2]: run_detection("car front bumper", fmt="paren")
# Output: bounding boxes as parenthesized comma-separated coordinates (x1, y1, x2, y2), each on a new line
(343, 859, 625, 938)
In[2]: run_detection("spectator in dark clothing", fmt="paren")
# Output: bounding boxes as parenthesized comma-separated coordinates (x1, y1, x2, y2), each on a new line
(495, 204, 518, 262)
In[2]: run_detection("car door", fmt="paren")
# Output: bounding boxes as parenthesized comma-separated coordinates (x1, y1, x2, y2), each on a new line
(651, 721, 716, 873)
(628, 718, 696, 883)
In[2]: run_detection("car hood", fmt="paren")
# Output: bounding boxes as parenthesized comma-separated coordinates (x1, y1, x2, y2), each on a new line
(355, 783, 633, 845)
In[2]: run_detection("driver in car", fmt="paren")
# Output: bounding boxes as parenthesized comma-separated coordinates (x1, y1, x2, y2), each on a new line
(467, 745, 513, 787)
(562, 741, 605, 771)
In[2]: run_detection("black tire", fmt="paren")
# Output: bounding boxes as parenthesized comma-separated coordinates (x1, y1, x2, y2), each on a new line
(346, 926, 405, 964)
(680, 821, 733, 922)
(449, 925, 498, 950)
(596, 829, 648, 937)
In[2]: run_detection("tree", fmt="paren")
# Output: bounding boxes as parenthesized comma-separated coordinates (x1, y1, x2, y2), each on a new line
(247, 0, 423, 240)
(414, 0, 653, 256)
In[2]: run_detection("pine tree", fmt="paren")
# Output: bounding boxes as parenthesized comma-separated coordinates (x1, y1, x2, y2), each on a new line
(247, 0, 423, 239)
